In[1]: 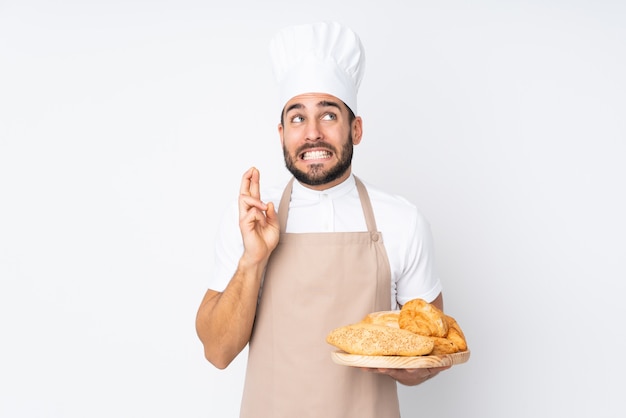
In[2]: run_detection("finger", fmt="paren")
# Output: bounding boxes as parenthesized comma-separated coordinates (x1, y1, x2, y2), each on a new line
(265, 201, 278, 225)
(239, 194, 268, 217)
(239, 204, 270, 232)
(424, 367, 447, 379)
(244, 207, 268, 228)
(239, 167, 256, 197)
(249, 167, 261, 200)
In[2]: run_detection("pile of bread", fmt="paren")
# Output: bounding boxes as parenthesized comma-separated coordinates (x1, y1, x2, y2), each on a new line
(326, 298, 468, 356)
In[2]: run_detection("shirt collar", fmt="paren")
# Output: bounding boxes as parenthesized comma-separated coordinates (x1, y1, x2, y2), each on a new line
(292, 174, 356, 201)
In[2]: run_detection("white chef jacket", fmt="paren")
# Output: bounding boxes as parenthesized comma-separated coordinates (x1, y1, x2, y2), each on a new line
(209, 174, 442, 309)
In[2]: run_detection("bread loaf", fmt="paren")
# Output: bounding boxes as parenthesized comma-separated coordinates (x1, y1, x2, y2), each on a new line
(325, 323, 434, 356)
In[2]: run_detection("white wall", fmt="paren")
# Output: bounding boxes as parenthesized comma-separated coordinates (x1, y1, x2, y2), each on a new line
(1, 1, 625, 417)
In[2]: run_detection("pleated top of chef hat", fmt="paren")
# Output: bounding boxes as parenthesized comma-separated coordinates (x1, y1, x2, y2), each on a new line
(269, 21, 366, 114)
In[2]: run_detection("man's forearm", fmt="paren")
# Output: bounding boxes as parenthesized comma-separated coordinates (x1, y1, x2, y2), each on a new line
(196, 259, 267, 369)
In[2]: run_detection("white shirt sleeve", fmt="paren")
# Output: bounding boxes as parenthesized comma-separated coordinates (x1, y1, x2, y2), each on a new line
(208, 198, 243, 292)
(394, 208, 442, 307)
(364, 182, 443, 309)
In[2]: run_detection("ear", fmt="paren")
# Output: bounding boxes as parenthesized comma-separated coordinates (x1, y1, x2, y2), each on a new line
(351, 116, 363, 145)
(278, 123, 284, 146)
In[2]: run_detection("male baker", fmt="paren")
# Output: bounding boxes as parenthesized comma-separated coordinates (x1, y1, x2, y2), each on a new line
(196, 21, 448, 418)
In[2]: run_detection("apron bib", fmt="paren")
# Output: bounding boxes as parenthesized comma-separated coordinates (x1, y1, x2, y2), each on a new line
(240, 177, 400, 418)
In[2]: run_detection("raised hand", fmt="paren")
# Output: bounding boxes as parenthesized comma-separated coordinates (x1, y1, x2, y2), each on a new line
(238, 167, 280, 265)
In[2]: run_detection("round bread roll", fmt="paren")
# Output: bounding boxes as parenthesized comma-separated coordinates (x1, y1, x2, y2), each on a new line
(361, 310, 400, 328)
(399, 298, 448, 338)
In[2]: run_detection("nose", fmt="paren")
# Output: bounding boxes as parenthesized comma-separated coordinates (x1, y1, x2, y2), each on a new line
(304, 120, 322, 141)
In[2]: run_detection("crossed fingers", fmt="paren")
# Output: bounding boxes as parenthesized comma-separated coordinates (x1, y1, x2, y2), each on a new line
(239, 167, 267, 216)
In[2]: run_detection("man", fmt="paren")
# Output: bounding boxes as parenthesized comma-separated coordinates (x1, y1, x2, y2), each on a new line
(196, 21, 448, 417)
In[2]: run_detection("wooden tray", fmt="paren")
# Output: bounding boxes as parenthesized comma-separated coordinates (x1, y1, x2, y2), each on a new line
(331, 349, 470, 369)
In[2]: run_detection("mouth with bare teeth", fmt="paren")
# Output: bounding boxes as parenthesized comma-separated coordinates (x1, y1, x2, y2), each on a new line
(301, 149, 333, 161)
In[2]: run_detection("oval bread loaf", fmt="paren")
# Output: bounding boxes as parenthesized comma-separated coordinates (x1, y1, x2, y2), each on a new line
(325, 323, 434, 356)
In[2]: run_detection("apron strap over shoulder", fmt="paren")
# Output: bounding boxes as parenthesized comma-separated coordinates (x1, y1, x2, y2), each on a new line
(354, 176, 378, 233)
(277, 178, 294, 234)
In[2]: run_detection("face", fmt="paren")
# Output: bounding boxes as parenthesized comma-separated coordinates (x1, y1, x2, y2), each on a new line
(278, 93, 362, 190)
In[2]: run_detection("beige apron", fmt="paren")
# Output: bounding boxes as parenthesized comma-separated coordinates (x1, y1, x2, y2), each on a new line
(240, 177, 400, 418)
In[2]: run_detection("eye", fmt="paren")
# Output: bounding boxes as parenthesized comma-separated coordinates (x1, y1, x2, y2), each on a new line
(290, 115, 304, 123)
(322, 112, 337, 121)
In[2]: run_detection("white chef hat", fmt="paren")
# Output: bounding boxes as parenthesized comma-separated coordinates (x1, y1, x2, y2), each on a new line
(269, 21, 366, 114)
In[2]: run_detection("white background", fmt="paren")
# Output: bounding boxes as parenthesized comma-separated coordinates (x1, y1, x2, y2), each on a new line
(1, 1, 625, 417)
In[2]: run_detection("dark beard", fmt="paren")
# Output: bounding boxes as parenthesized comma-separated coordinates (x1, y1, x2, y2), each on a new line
(283, 135, 354, 187)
